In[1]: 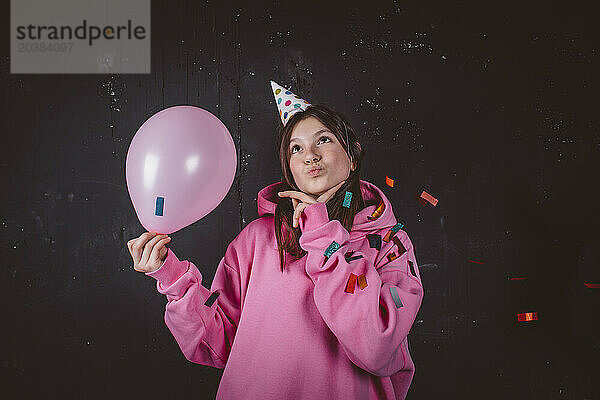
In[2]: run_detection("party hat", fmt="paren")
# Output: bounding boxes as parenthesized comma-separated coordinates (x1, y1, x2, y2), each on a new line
(270, 80, 311, 126)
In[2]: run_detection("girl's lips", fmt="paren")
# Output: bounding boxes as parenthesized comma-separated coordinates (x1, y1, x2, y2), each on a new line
(308, 168, 322, 176)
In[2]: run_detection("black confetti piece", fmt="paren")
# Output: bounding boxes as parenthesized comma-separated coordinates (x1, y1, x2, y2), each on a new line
(367, 234, 382, 250)
(408, 260, 417, 277)
(204, 291, 220, 307)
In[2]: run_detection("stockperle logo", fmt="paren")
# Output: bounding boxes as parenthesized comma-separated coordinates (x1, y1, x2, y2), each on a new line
(11, 0, 150, 74)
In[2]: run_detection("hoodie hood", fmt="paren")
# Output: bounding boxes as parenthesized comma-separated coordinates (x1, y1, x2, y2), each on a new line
(257, 180, 397, 239)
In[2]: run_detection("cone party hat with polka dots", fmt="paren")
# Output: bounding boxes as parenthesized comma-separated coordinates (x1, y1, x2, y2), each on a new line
(270, 80, 311, 126)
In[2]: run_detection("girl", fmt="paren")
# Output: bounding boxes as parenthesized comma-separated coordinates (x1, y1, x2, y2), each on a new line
(127, 82, 424, 399)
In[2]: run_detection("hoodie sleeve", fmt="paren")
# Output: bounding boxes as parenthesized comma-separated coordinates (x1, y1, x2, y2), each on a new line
(298, 202, 424, 377)
(144, 235, 246, 369)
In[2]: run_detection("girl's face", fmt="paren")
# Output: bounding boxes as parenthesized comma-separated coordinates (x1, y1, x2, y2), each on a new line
(288, 117, 355, 200)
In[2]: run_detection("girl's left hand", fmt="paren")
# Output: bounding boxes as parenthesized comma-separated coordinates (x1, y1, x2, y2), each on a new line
(278, 180, 346, 228)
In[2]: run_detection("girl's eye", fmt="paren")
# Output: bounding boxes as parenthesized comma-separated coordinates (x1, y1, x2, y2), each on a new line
(290, 136, 331, 154)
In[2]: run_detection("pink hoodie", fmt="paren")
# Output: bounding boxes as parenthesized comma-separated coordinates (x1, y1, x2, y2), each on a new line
(146, 180, 424, 399)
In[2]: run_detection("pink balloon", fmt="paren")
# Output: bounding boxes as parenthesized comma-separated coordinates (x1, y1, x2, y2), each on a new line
(126, 106, 237, 235)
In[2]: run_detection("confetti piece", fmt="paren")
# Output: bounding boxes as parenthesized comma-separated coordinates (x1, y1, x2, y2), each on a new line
(345, 273, 358, 293)
(343, 191, 353, 208)
(509, 277, 528, 281)
(392, 236, 407, 256)
(387, 252, 398, 262)
(367, 201, 385, 220)
(324, 241, 341, 258)
(420, 191, 438, 206)
(390, 287, 403, 308)
(584, 283, 600, 289)
(155, 196, 164, 216)
(468, 259, 485, 264)
(383, 230, 395, 242)
(367, 234, 382, 250)
(344, 251, 364, 263)
(386, 176, 394, 187)
(391, 222, 404, 233)
(357, 274, 368, 289)
(408, 260, 417, 277)
(204, 291, 220, 307)
(517, 312, 537, 322)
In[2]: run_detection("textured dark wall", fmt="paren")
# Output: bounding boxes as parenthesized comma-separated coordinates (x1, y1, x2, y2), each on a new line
(2, 0, 599, 399)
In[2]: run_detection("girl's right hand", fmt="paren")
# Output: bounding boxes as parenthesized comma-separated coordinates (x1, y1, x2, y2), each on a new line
(127, 231, 171, 273)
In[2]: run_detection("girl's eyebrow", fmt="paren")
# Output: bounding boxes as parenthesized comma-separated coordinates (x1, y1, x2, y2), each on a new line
(290, 129, 329, 144)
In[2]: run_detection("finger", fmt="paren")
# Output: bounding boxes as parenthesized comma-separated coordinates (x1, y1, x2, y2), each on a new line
(131, 232, 156, 265)
(141, 234, 168, 266)
(279, 191, 315, 204)
(127, 236, 139, 254)
(294, 203, 308, 228)
(127, 241, 136, 263)
(140, 234, 168, 266)
(150, 237, 171, 267)
(292, 198, 299, 209)
(293, 204, 302, 227)
(293, 206, 299, 227)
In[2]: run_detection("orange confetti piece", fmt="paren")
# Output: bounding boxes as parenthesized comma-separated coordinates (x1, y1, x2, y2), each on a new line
(357, 274, 368, 290)
(420, 190, 438, 206)
(383, 229, 396, 242)
(386, 176, 394, 187)
(345, 273, 358, 293)
(387, 252, 398, 262)
(517, 312, 537, 322)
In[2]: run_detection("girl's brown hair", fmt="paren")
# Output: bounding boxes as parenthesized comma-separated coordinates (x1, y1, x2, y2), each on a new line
(273, 104, 370, 272)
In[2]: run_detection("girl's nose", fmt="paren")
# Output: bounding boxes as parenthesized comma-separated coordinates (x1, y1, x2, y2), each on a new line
(305, 150, 320, 163)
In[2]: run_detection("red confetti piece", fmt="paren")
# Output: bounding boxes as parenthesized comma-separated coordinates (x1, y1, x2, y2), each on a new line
(345, 273, 358, 293)
(468, 259, 485, 264)
(386, 176, 394, 187)
(509, 277, 528, 281)
(584, 283, 600, 289)
(517, 312, 538, 322)
(420, 190, 438, 206)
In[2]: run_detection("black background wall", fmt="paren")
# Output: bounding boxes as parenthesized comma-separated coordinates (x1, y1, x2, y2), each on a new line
(2, 0, 599, 399)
